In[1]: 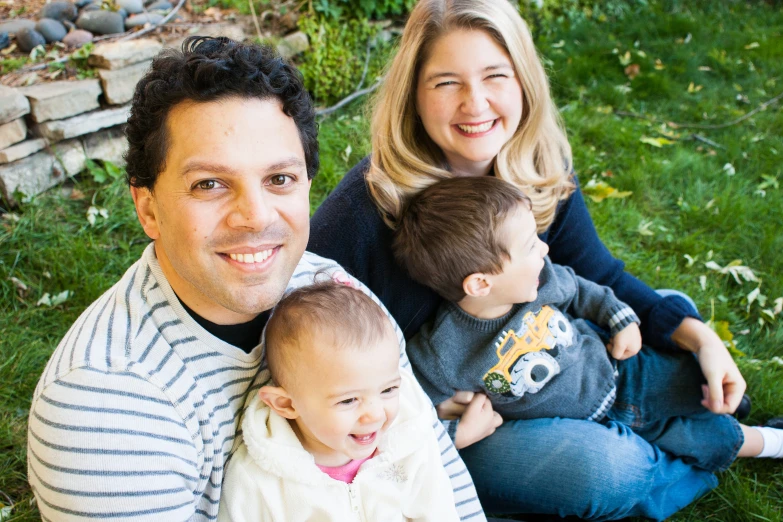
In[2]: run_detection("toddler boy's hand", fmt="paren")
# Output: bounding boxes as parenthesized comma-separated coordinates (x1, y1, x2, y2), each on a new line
(453, 393, 502, 449)
(607, 322, 642, 360)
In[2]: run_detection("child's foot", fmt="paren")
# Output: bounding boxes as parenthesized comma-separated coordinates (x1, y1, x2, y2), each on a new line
(734, 394, 752, 420)
(756, 420, 783, 458)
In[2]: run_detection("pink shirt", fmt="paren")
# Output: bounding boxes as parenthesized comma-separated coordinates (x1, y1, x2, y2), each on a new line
(316, 455, 373, 483)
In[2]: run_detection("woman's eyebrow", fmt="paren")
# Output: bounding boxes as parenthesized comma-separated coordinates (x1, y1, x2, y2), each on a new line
(424, 64, 514, 82)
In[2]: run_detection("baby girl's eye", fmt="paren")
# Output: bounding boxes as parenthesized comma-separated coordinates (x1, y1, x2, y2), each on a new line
(382, 386, 399, 394)
(339, 398, 356, 405)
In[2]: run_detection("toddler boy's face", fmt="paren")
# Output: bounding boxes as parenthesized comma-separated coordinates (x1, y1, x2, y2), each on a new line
(490, 205, 549, 305)
(289, 327, 402, 466)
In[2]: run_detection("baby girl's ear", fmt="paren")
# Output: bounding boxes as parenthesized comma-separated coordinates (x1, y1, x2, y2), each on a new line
(259, 386, 299, 419)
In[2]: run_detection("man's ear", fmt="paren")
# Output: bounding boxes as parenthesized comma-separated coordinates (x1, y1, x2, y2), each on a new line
(259, 385, 299, 420)
(130, 186, 160, 240)
(463, 273, 492, 298)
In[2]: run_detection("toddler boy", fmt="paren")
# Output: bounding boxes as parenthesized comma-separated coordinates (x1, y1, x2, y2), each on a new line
(394, 176, 783, 471)
(218, 279, 459, 521)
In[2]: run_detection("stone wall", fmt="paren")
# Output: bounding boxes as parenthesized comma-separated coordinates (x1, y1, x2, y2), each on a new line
(0, 38, 163, 205)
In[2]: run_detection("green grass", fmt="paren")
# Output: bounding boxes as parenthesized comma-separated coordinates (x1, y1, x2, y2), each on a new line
(1, 0, 782, 519)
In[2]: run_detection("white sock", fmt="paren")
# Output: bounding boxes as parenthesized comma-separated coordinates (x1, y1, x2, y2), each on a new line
(756, 426, 783, 458)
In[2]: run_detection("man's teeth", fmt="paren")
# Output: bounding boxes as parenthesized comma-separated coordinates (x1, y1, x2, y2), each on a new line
(228, 249, 274, 264)
(457, 120, 494, 133)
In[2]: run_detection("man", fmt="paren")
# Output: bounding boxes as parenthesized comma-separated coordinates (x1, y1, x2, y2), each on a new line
(27, 37, 484, 520)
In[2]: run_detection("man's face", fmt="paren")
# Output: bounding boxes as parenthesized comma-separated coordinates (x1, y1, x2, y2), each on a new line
(132, 97, 312, 324)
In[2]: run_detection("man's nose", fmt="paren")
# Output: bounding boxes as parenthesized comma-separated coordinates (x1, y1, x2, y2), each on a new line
(226, 187, 276, 231)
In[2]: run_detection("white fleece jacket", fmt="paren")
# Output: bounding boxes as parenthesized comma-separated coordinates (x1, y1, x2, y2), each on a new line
(218, 370, 460, 522)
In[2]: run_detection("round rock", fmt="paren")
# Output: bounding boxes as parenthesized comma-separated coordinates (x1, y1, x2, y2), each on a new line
(74, 0, 94, 6)
(35, 18, 68, 43)
(16, 27, 47, 52)
(76, 10, 125, 35)
(0, 19, 36, 36)
(146, 0, 172, 11)
(80, 3, 101, 11)
(0, 32, 9, 50)
(40, 1, 78, 22)
(62, 28, 93, 47)
(124, 12, 164, 28)
(116, 8, 129, 19)
(116, 0, 144, 14)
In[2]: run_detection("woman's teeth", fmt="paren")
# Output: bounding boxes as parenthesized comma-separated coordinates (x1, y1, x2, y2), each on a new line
(457, 120, 494, 133)
(228, 249, 273, 264)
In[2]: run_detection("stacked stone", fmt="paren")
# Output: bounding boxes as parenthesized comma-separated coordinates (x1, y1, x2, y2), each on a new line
(90, 39, 162, 106)
(0, 77, 131, 205)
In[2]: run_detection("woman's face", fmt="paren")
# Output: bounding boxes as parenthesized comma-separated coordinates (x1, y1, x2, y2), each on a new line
(416, 29, 523, 177)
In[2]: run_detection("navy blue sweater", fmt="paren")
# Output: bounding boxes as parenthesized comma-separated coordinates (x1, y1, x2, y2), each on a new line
(308, 157, 699, 350)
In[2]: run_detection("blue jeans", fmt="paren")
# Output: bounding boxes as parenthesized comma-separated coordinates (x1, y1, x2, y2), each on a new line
(460, 290, 731, 521)
(611, 348, 743, 474)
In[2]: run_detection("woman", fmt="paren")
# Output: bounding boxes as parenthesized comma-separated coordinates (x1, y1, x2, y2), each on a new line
(309, 0, 746, 519)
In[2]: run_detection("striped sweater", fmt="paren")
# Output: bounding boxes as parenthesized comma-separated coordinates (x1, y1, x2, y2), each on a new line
(28, 243, 485, 521)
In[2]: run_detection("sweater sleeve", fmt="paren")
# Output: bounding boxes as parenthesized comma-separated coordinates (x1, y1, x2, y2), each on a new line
(547, 260, 640, 337)
(28, 368, 198, 522)
(546, 177, 700, 350)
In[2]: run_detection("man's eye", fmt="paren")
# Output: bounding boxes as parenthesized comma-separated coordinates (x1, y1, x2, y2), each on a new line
(195, 180, 218, 190)
(270, 175, 291, 186)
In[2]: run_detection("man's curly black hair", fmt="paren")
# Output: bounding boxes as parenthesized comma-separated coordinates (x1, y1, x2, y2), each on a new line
(124, 36, 319, 189)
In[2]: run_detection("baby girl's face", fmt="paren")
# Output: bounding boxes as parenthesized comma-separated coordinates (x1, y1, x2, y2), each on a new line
(289, 328, 402, 467)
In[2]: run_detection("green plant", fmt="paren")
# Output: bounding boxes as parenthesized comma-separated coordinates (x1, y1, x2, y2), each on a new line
(310, 0, 415, 20)
(297, 14, 382, 105)
(0, 57, 28, 74)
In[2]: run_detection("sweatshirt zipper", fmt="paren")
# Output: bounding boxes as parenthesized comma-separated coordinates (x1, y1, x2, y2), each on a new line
(346, 483, 364, 521)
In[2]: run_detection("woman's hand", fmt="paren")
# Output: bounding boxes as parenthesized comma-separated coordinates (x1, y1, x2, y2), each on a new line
(452, 393, 503, 449)
(671, 317, 746, 414)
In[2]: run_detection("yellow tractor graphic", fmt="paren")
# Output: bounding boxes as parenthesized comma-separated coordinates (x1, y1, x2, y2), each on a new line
(483, 306, 572, 396)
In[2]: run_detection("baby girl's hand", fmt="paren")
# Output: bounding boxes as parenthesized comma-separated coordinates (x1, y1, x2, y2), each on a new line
(607, 322, 642, 360)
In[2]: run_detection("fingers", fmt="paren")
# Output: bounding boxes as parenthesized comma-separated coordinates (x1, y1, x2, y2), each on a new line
(722, 380, 744, 413)
(492, 411, 503, 428)
(452, 390, 475, 405)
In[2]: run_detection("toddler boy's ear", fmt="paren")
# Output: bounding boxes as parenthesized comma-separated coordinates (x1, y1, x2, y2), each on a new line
(462, 273, 492, 298)
(259, 386, 299, 419)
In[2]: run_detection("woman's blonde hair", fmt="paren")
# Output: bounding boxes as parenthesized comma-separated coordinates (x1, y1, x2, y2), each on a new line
(368, 0, 574, 232)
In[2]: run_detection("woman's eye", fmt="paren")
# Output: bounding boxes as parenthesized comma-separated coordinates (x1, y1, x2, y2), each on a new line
(436, 81, 457, 87)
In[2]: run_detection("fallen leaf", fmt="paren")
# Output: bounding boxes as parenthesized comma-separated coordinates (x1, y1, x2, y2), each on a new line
(583, 179, 633, 203)
(699, 275, 707, 291)
(551, 40, 565, 48)
(723, 163, 736, 176)
(69, 188, 86, 200)
(624, 63, 640, 79)
(707, 319, 744, 357)
(640, 136, 675, 148)
(637, 219, 655, 236)
(9, 276, 28, 297)
(744, 42, 760, 50)
(684, 254, 697, 267)
(705, 259, 759, 284)
(698, 66, 712, 71)
(618, 51, 632, 66)
(654, 59, 665, 70)
(687, 82, 703, 93)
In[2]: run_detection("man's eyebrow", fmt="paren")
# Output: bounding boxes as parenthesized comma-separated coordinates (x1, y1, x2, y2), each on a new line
(424, 64, 514, 82)
(265, 157, 306, 173)
(179, 157, 306, 177)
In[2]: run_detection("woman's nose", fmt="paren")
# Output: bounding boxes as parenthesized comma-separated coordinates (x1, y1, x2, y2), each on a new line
(461, 83, 490, 116)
